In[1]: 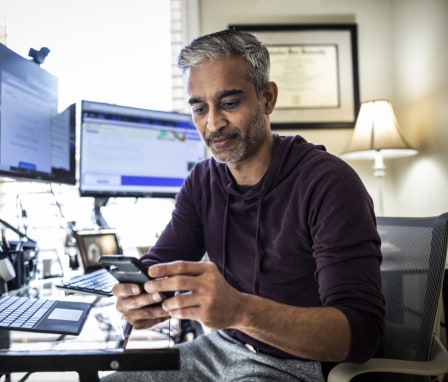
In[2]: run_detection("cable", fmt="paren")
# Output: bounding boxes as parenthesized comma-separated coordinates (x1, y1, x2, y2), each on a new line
(48, 184, 71, 230)
(115, 321, 133, 349)
(15, 194, 28, 237)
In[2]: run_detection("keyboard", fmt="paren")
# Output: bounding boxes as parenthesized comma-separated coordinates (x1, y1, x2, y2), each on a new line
(0, 294, 92, 335)
(0, 295, 56, 330)
(57, 268, 117, 297)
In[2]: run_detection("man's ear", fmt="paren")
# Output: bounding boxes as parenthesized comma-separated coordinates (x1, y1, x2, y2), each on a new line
(262, 81, 278, 115)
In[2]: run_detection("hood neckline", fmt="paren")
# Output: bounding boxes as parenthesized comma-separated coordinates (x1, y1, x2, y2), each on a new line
(218, 134, 310, 198)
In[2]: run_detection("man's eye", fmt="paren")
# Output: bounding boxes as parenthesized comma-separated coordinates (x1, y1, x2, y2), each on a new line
(222, 99, 240, 109)
(192, 105, 206, 115)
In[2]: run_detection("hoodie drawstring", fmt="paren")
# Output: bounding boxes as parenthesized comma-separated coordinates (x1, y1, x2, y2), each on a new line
(221, 194, 230, 281)
(252, 197, 263, 295)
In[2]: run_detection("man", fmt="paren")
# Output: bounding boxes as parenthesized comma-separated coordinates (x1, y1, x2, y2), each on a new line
(103, 29, 384, 382)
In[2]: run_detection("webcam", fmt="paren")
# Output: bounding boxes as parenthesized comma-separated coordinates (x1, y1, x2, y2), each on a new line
(28, 46, 50, 65)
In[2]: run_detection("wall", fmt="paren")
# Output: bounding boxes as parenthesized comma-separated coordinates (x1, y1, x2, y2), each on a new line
(196, 0, 448, 217)
(389, 0, 448, 216)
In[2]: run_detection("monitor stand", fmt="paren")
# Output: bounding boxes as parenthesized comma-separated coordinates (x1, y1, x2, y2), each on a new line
(93, 197, 110, 229)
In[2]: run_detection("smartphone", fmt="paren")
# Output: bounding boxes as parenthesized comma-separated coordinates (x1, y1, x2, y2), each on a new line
(99, 255, 151, 285)
(99, 254, 173, 301)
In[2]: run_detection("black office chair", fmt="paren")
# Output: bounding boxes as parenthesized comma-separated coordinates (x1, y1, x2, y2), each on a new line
(328, 213, 448, 382)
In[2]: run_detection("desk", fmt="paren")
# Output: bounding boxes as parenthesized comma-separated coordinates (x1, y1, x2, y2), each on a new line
(0, 278, 180, 381)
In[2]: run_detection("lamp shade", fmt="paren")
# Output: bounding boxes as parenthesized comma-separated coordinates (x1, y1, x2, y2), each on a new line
(341, 99, 418, 159)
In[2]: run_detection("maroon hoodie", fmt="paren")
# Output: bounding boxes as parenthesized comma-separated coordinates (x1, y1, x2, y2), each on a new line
(141, 133, 385, 363)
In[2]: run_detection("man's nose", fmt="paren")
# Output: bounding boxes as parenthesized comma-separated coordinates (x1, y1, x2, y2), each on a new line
(207, 106, 226, 132)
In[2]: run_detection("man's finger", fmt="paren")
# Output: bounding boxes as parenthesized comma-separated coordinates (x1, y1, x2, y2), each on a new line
(148, 260, 211, 278)
(112, 282, 142, 297)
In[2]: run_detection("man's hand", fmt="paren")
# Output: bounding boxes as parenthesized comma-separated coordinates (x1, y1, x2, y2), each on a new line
(114, 260, 351, 361)
(146, 261, 243, 330)
(112, 282, 170, 329)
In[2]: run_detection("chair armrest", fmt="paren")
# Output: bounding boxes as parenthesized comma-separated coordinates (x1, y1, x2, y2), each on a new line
(327, 336, 448, 382)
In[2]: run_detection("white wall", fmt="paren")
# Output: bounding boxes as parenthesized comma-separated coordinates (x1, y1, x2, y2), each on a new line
(388, 0, 448, 216)
(196, 0, 448, 217)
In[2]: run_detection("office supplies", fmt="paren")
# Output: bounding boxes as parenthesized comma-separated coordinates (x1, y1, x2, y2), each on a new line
(0, 257, 16, 282)
(0, 228, 39, 292)
(0, 295, 91, 335)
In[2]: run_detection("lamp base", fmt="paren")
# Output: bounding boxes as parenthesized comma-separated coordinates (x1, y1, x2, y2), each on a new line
(373, 151, 385, 216)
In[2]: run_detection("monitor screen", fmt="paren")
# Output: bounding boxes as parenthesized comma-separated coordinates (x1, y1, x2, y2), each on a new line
(0, 43, 76, 185)
(79, 100, 206, 198)
(73, 229, 122, 271)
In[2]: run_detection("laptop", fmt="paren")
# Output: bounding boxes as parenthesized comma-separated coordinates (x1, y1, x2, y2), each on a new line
(57, 229, 122, 296)
(73, 229, 123, 273)
(56, 268, 117, 297)
(0, 295, 91, 335)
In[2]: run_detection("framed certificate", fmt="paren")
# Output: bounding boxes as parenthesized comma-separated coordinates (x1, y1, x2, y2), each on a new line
(229, 24, 360, 129)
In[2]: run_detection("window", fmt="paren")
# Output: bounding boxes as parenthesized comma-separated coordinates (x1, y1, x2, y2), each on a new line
(4, 0, 172, 111)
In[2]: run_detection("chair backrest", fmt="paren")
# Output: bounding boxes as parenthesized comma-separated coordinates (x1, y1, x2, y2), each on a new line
(375, 213, 448, 381)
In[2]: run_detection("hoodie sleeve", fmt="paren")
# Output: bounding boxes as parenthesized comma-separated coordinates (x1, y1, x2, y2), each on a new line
(305, 152, 385, 363)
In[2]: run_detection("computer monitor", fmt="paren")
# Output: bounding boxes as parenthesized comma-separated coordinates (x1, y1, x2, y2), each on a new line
(79, 100, 206, 198)
(0, 43, 76, 185)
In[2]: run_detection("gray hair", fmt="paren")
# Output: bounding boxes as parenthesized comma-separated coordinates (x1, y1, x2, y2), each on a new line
(177, 29, 270, 97)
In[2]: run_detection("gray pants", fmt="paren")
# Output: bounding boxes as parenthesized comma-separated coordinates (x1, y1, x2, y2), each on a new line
(101, 330, 325, 382)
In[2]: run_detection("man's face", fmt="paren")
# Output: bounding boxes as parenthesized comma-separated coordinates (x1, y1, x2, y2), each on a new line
(186, 57, 269, 164)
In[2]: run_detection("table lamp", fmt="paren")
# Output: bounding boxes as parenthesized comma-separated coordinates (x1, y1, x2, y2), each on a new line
(340, 99, 418, 215)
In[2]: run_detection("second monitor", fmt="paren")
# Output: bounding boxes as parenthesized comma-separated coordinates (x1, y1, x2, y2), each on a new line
(79, 100, 206, 198)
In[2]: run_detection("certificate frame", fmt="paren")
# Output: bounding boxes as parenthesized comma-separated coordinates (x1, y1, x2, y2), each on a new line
(229, 24, 360, 129)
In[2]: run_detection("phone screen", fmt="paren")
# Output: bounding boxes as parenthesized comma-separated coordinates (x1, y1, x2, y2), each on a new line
(99, 255, 150, 285)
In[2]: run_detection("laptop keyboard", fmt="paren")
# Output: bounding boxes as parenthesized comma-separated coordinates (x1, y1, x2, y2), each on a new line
(0, 295, 56, 329)
(57, 268, 117, 297)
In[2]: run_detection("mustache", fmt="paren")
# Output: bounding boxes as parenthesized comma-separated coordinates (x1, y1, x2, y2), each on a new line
(205, 130, 239, 145)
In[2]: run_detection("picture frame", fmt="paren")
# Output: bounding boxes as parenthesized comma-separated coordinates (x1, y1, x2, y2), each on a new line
(229, 24, 360, 129)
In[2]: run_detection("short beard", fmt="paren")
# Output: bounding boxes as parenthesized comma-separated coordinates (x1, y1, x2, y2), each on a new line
(208, 104, 266, 164)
